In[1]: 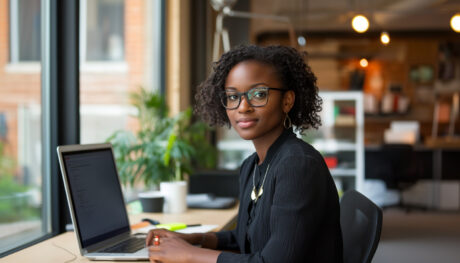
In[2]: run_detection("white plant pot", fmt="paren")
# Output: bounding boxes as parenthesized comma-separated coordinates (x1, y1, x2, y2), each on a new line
(160, 181, 188, 213)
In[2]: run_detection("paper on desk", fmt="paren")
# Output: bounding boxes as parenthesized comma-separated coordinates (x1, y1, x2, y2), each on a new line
(134, 224, 219, 234)
(176, 225, 219, 233)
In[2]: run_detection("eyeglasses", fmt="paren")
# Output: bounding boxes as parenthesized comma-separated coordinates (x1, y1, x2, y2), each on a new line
(220, 86, 286, 110)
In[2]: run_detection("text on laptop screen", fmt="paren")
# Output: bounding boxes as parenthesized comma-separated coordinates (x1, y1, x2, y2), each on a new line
(62, 149, 130, 247)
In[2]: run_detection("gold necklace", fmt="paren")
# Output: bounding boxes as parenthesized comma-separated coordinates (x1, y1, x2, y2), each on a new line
(251, 164, 270, 202)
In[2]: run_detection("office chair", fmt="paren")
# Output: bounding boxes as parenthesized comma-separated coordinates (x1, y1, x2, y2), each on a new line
(187, 170, 239, 209)
(381, 143, 420, 209)
(340, 190, 383, 263)
(189, 170, 239, 198)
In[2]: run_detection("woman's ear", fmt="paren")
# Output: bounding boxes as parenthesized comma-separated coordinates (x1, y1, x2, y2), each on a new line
(282, 90, 295, 113)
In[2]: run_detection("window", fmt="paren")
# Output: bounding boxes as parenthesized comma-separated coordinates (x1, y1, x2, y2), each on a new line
(1, 0, 49, 254)
(1, 0, 165, 254)
(81, 0, 125, 62)
(80, 0, 164, 148)
(9, 0, 41, 62)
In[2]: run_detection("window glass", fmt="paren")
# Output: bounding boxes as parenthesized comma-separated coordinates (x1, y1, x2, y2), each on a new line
(10, 0, 41, 62)
(85, 0, 124, 61)
(0, 0, 46, 254)
(80, 0, 163, 161)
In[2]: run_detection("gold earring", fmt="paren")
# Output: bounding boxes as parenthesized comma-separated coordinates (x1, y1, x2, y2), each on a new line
(284, 113, 292, 129)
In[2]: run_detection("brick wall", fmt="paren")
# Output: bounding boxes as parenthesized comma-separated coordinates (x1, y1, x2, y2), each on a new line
(0, 0, 148, 164)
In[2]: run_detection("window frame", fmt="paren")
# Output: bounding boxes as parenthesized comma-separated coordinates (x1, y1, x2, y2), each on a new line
(9, 0, 20, 63)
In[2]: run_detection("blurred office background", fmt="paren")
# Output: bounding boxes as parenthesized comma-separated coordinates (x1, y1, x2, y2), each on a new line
(1, 0, 460, 261)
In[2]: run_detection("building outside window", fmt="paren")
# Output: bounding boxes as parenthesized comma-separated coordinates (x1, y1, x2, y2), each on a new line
(83, 0, 125, 62)
(1, 0, 46, 255)
(80, 0, 164, 146)
(9, 0, 41, 62)
(0, 0, 165, 255)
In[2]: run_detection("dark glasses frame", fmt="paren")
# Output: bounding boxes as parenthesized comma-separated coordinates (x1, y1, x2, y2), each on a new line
(220, 86, 286, 110)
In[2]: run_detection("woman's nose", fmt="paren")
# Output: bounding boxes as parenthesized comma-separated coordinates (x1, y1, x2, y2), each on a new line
(238, 95, 253, 112)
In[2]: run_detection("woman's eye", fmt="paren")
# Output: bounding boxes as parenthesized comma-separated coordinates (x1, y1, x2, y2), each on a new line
(227, 94, 239, 101)
(253, 91, 267, 99)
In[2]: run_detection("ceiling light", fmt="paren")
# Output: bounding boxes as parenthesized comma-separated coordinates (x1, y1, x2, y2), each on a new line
(297, 36, 306, 46)
(360, 58, 368, 68)
(352, 15, 369, 33)
(451, 13, 460, 33)
(380, 31, 390, 45)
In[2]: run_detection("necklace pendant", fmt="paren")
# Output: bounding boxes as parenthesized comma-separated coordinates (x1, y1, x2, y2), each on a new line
(251, 187, 257, 201)
(251, 163, 271, 203)
(258, 187, 263, 198)
(251, 187, 264, 202)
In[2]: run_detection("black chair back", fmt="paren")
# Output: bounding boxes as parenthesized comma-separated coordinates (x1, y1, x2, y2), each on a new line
(189, 170, 239, 198)
(340, 190, 383, 263)
(381, 144, 417, 188)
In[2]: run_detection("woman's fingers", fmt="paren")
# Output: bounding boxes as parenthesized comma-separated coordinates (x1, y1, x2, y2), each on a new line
(146, 228, 170, 246)
(148, 240, 166, 262)
(149, 248, 163, 263)
(148, 236, 198, 263)
(149, 245, 162, 252)
(146, 230, 154, 246)
(146, 230, 159, 246)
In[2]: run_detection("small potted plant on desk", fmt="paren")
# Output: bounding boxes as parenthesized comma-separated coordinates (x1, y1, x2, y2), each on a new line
(108, 88, 216, 213)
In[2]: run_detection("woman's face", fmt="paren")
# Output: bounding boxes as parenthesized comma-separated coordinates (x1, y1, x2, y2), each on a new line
(224, 60, 292, 142)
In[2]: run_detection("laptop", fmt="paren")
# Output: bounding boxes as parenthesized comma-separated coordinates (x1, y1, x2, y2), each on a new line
(57, 143, 149, 260)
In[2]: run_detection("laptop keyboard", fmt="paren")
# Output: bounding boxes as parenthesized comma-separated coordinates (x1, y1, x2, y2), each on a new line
(100, 237, 145, 253)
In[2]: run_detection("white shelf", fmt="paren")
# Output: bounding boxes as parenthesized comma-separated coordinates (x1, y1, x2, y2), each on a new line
(305, 91, 365, 192)
(217, 140, 254, 151)
(311, 140, 357, 152)
(330, 168, 357, 177)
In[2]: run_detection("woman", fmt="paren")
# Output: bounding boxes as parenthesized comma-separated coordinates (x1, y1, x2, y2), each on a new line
(146, 45, 343, 263)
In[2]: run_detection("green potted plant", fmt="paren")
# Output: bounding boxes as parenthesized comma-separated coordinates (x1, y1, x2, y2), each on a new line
(107, 88, 216, 213)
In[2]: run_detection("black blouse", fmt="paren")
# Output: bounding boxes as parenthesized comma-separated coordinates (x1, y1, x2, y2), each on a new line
(215, 129, 343, 263)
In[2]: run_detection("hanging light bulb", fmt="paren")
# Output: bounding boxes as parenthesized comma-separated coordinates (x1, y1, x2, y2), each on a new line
(297, 35, 306, 46)
(380, 31, 390, 45)
(352, 15, 369, 33)
(451, 13, 460, 33)
(360, 58, 368, 68)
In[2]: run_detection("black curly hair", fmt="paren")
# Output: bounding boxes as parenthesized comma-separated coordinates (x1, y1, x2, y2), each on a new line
(194, 45, 322, 134)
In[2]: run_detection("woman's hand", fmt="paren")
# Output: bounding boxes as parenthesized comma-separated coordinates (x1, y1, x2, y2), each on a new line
(148, 235, 221, 263)
(146, 229, 221, 263)
(148, 235, 198, 263)
(146, 228, 188, 246)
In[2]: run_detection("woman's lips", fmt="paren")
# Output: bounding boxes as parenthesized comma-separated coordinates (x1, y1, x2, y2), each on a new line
(237, 119, 257, 128)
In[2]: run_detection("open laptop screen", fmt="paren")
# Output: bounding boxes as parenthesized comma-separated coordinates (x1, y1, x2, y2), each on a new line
(62, 148, 130, 248)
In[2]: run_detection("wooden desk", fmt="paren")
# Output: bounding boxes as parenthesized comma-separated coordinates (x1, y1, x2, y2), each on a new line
(3, 206, 238, 263)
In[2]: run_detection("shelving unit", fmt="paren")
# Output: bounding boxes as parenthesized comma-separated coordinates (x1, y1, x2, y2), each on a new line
(300, 91, 364, 194)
